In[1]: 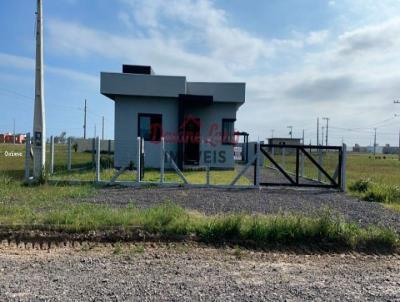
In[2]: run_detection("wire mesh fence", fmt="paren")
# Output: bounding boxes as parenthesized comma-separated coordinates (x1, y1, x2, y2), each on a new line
(10, 134, 345, 190)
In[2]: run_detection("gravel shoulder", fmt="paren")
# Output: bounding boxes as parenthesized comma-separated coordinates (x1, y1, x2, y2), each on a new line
(0, 243, 398, 301)
(85, 187, 400, 232)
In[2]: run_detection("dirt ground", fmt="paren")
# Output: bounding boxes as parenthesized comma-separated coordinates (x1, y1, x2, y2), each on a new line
(0, 242, 399, 301)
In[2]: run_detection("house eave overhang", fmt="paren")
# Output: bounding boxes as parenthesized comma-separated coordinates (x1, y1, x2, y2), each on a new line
(100, 72, 246, 104)
(100, 72, 187, 100)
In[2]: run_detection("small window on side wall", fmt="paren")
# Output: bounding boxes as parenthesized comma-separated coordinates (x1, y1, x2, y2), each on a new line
(222, 119, 236, 145)
(138, 113, 162, 141)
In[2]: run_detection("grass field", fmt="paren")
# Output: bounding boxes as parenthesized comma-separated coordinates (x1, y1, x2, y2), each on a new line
(2, 143, 398, 185)
(0, 143, 399, 247)
(50, 169, 251, 186)
(0, 144, 400, 244)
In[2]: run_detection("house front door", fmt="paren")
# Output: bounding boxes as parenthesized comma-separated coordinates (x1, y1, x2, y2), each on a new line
(183, 117, 200, 165)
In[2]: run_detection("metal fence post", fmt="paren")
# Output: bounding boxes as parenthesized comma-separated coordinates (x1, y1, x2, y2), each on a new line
(160, 137, 165, 183)
(50, 136, 54, 174)
(137, 137, 141, 183)
(300, 151, 304, 178)
(96, 136, 101, 182)
(341, 144, 347, 192)
(92, 138, 95, 168)
(255, 142, 260, 187)
(67, 137, 72, 171)
(24, 132, 31, 181)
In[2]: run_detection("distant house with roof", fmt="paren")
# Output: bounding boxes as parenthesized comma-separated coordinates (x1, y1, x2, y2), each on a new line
(0, 133, 26, 144)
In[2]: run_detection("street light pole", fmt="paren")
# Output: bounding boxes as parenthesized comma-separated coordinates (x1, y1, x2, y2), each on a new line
(287, 126, 293, 139)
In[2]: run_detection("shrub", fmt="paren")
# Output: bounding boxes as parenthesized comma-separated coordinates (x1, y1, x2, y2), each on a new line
(350, 178, 400, 205)
(349, 178, 371, 193)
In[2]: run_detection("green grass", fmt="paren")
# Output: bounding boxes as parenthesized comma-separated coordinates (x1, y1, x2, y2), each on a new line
(0, 143, 93, 180)
(49, 168, 251, 185)
(346, 153, 400, 186)
(1, 144, 399, 248)
(0, 201, 396, 250)
(348, 178, 400, 210)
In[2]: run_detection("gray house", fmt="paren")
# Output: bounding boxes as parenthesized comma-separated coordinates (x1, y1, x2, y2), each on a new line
(101, 65, 246, 170)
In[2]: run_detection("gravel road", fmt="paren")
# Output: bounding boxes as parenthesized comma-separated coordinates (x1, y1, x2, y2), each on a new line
(86, 187, 400, 232)
(0, 243, 398, 301)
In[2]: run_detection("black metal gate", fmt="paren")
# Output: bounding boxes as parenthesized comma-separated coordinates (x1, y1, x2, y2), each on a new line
(258, 144, 344, 189)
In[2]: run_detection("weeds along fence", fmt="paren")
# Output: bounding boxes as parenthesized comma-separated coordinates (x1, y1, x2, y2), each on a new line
(42, 136, 256, 188)
(21, 134, 347, 191)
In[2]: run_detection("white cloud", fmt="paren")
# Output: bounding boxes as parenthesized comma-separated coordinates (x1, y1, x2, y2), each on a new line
(118, 11, 134, 29)
(43, 0, 400, 145)
(0, 52, 97, 86)
(306, 30, 329, 45)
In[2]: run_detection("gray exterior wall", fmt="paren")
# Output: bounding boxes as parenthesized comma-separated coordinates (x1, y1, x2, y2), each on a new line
(114, 96, 179, 169)
(113, 97, 239, 169)
(185, 102, 238, 169)
(101, 69, 246, 170)
(187, 82, 245, 103)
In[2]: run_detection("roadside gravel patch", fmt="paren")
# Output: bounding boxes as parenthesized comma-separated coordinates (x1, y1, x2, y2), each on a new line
(0, 243, 398, 301)
(85, 187, 400, 232)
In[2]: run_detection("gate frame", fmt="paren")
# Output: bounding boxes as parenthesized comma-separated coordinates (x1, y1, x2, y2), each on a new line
(259, 144, 346, 190)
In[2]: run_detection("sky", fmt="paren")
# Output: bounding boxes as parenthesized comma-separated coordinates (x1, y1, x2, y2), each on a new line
(1, 0, 400, 147)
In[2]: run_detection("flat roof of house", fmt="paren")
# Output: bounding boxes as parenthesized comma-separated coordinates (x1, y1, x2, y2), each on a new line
(100, 65, 245, 104)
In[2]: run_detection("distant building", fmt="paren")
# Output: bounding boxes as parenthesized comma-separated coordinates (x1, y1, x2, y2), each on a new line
(383, 144, 400, 155)
(267, 137, 302, 146)
(267, 137, 302, 155)
(352, 144, 384, 154)
(0, 133, 26, 144)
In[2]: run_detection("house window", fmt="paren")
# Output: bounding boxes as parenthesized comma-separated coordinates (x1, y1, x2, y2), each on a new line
(222, 119, 235, 145)
(138, 113, 162, 141)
